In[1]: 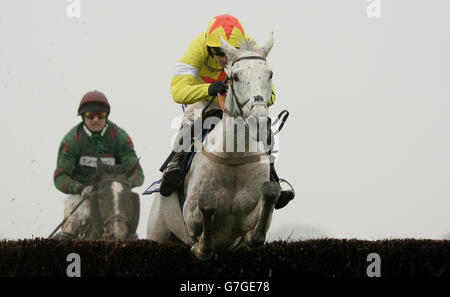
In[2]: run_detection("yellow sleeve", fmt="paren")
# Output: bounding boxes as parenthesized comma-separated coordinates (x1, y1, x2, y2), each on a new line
(170, 33, 211, 105)
(270, 84, 276, 106)
(170, 75, 210, 104)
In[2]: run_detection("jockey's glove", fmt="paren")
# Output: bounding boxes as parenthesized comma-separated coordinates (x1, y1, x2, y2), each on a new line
(208, 81, 228, 97)
(81, 185, 94, 200)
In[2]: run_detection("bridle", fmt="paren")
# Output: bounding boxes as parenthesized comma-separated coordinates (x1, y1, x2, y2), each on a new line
(228, 55, 268, 117)
(94, 178, 136, 239)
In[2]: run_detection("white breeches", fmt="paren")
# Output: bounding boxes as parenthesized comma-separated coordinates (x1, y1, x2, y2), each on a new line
(61, 194, 91, 234)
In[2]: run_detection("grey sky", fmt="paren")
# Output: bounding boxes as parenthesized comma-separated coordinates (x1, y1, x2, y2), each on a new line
(1, 0, 449, 240)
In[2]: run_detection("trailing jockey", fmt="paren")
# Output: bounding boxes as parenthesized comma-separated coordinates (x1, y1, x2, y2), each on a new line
(52, 90, 144, 239)
(160, 14, 294, 209)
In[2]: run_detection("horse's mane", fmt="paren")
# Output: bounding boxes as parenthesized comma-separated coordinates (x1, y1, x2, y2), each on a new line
(238, 38, 258, 53)
(92, 164, 126, 186)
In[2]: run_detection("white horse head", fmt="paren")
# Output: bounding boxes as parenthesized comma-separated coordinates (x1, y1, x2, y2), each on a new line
(220, 33, 274, 120)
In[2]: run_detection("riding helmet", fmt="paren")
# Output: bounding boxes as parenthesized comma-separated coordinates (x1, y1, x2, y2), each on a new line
(78, 90, 111, 115)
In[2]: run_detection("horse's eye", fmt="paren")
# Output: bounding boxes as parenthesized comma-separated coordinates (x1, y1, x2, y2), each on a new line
(232, 73, 239, 82)
(269, 71, 273, 80)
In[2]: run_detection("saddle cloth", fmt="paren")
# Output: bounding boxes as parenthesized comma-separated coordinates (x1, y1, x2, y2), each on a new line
(143, 109, 223, 210)
(143, 130, 208, 211)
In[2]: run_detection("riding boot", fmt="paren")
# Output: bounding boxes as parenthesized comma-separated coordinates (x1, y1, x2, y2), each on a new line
(270, 162, 295, 210)
(266, 125, 295, 210)
(160, 150, 190, 197)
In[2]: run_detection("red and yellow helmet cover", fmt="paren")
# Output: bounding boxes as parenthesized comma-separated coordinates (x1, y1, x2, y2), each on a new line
(206, 14, 245, 48)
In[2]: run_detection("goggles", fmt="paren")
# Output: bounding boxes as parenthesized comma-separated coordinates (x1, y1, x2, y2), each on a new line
(209, 47, 226, 57)
(83, 111, 108, 120)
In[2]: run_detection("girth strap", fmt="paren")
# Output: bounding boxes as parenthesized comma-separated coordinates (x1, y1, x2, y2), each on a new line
(201, 150, 268, 166)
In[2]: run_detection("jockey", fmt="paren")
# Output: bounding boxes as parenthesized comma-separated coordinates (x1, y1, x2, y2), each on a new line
(52, 90, 144, 239)
(160, 14, 294, 209)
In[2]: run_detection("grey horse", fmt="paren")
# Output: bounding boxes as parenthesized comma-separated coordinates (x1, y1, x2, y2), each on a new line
(147, 33, 280, 260)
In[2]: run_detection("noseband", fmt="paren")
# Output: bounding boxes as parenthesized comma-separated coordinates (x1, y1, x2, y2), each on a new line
(229, 55, 267, 117)
(102, 214, 131, 239)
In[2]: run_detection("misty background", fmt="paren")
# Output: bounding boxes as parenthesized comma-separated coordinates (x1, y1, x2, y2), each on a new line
(1, 0, 449, 241)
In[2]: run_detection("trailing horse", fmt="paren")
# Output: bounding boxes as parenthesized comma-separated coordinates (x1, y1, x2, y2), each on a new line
(147, 33, 280, 260)
(80, 159, 141, 240)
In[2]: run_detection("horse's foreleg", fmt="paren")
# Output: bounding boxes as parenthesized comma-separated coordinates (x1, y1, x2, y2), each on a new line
(190, 193, 217, 261)
(245, 181, 281, 248)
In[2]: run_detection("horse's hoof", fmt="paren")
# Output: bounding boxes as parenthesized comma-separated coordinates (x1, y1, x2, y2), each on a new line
(190, 244, 213, 261)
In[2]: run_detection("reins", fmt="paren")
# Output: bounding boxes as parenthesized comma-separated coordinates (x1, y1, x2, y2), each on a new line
(160, 55, 290, 172)
(201, 55, 290, 165)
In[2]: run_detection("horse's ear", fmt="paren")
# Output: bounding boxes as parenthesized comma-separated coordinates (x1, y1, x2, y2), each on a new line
(96, 158, 106, 175)
(125, 158, 140, 178)
(220, 36, 240, 62)
(257, 32, 274, 58)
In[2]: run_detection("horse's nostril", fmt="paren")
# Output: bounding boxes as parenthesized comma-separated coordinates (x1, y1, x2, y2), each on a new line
(254, 95, 264, 102)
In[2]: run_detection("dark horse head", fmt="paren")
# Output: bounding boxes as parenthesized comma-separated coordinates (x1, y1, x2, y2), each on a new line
(87, 158, 140, 240)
